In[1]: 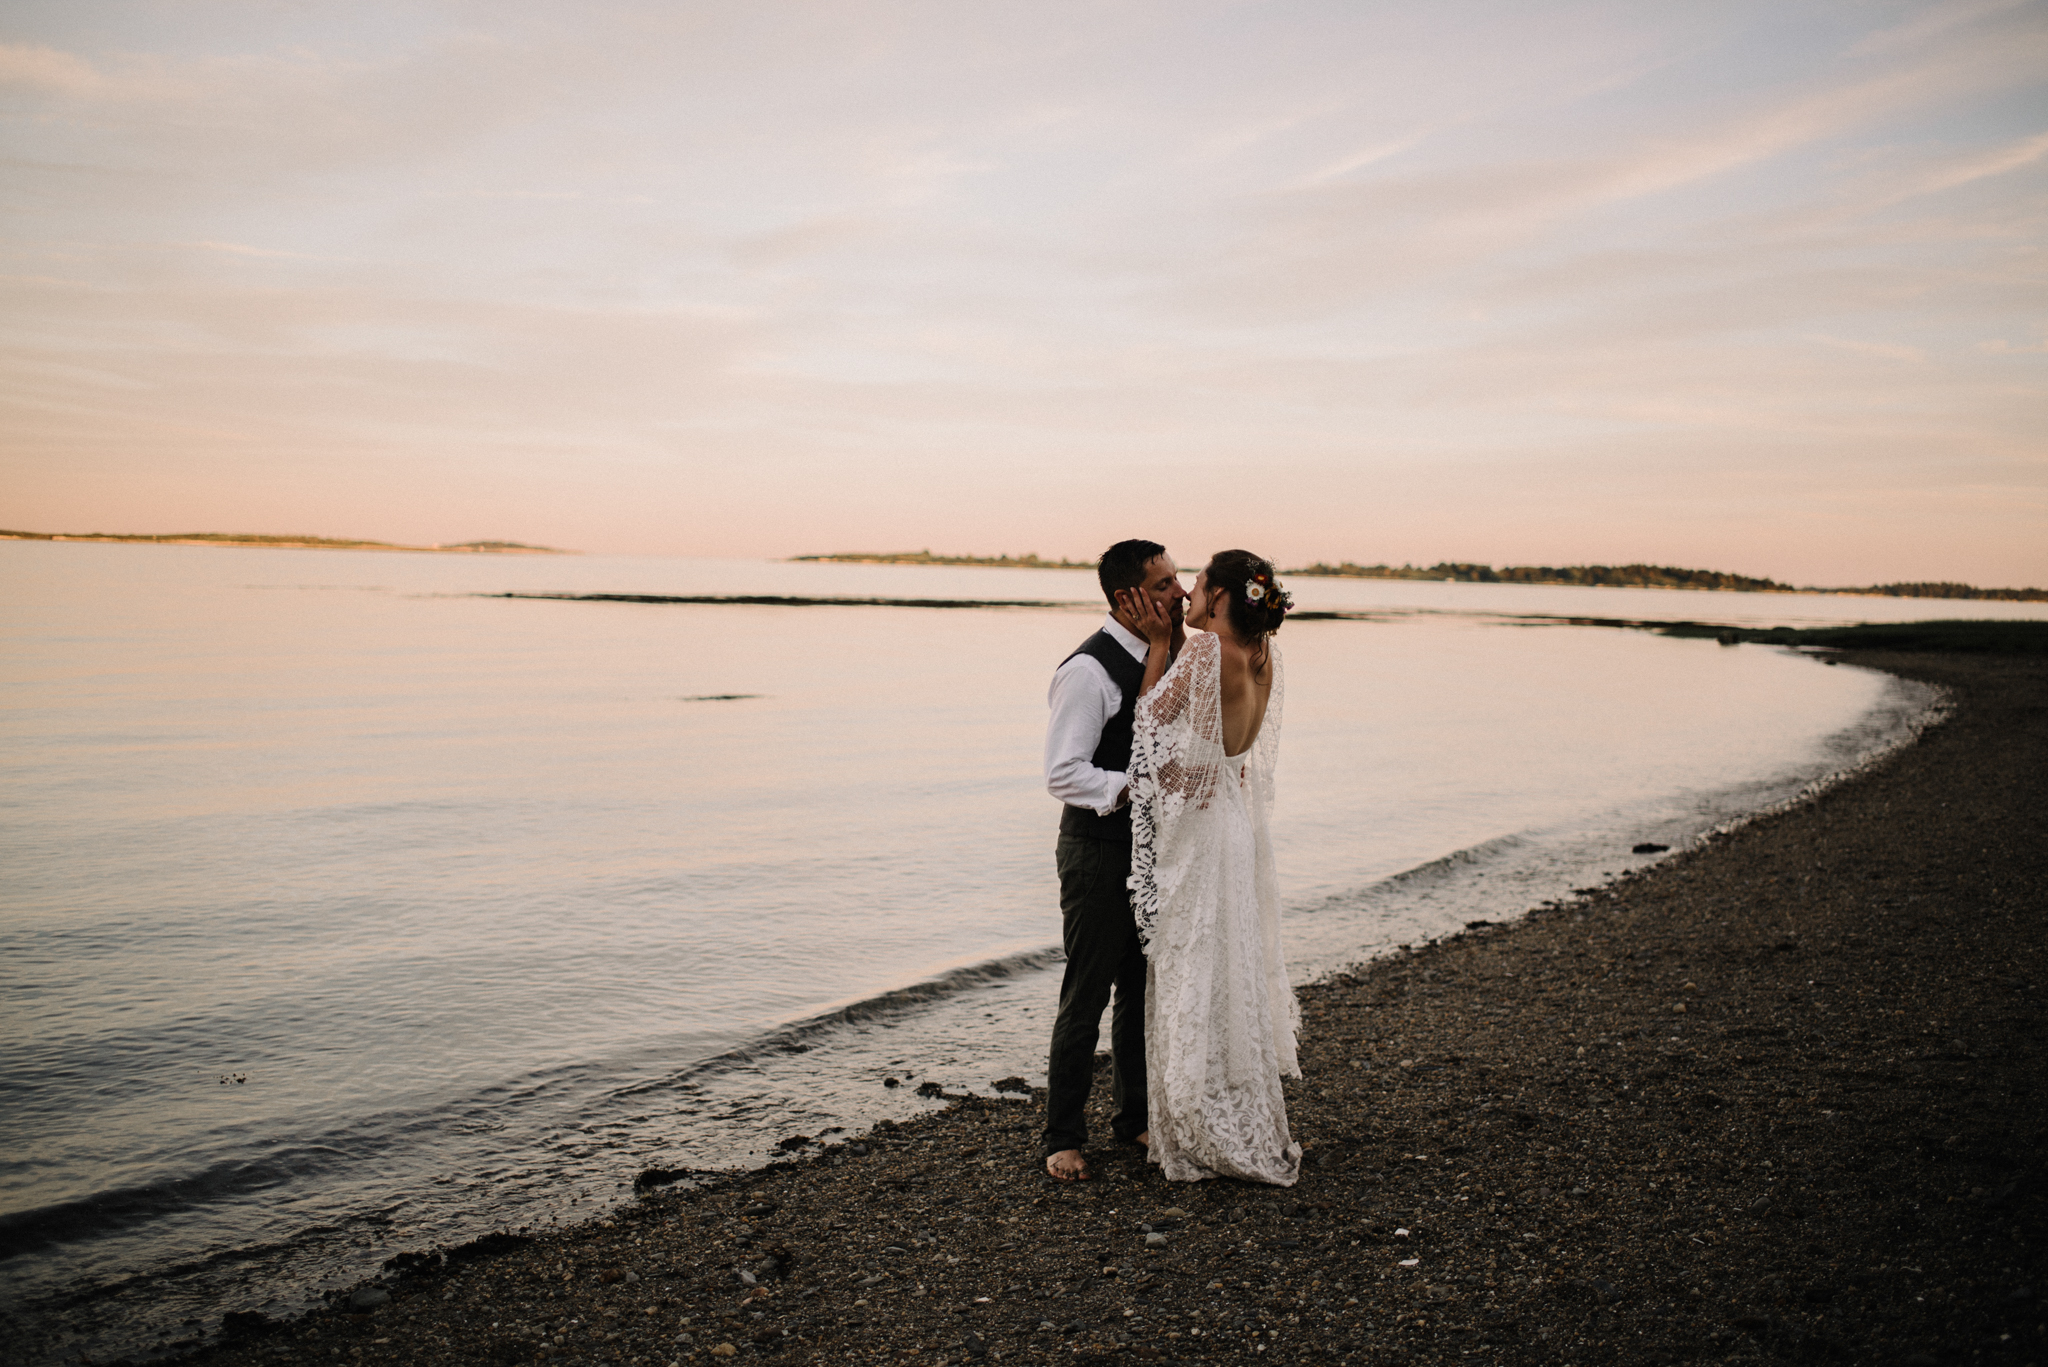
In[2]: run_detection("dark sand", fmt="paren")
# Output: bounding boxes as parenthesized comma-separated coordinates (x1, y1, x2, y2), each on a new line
(175, 649, 2044, 1367)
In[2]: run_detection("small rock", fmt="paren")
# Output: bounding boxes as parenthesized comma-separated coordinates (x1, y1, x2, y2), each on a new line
(884, 1077, 901, 1088)
(1632, 843, 1669, 854)
(348, 1287, 391, 1311)
(1145, 1233, 1169, 1247)
(710, 1345, 738, 1358)
(598, 1268, 625, 1285)
(992, 1077, 1031, 1093)
(742, 1202, 778, 1217)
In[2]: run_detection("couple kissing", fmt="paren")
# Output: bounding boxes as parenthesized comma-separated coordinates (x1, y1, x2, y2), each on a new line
(1042, 540, 1301, 1186)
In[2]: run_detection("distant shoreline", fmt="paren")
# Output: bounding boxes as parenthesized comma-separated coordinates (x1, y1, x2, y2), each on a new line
(793, 550, 2047, 603)
(1286, 560, 2048, 602)
(791, 550, 1093, 570)
(0, 530, 570, 555)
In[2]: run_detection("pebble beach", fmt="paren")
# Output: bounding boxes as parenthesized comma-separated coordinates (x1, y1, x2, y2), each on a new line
(112, 647, 2047, 1367)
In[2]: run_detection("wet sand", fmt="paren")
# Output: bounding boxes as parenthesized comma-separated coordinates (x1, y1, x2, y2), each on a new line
(173, 648, 2043, 1367)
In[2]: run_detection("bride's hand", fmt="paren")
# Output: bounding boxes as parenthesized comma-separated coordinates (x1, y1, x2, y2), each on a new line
(1118, 588, 1175, 649)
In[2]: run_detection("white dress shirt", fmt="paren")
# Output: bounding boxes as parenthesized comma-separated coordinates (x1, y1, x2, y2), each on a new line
(1044, 615, 1150, 817)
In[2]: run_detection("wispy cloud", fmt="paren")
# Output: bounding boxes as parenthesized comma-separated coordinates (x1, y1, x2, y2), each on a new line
(1850, 0, 2032, 55)
(178, 240, 342, 262)
(0, 40, 193, 103)
(1804, 334, 1928, 362)
(1880, 127, 2048, 205)
(1297, 135, 1426, 187)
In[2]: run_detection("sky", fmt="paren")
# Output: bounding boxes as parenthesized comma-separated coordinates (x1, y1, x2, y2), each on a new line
(1, 0, 2043, 585)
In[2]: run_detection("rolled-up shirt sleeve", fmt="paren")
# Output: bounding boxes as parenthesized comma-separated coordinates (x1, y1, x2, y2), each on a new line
(1045, 655, 1126, 816)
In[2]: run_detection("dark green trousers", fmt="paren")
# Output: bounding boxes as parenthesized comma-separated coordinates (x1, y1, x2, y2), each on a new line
(1042, 834, 1149, 1156)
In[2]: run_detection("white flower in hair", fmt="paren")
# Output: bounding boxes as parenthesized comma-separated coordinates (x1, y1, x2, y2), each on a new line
(1244, 582, 1265, 602)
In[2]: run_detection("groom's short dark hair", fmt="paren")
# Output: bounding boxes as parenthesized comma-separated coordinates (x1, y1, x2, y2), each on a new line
(1098, 539, 1167, 605)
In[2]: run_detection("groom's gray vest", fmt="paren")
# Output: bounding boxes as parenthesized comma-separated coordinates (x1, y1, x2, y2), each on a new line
(1058, 630, 1147, 844)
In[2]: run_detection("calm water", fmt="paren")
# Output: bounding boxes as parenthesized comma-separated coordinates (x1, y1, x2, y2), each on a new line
(4, 542, 2033, 1363)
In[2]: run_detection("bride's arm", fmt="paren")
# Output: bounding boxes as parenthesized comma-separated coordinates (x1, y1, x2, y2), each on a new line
(1117, 585, 1176, 697)
(1131, 632, 1220, 804)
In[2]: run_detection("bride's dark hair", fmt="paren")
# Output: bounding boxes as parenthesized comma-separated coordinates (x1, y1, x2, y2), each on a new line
(1204, 549, 1289, 671)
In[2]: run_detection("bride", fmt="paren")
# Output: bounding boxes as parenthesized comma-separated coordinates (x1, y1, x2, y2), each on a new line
(1115, 549, 1301, 1185)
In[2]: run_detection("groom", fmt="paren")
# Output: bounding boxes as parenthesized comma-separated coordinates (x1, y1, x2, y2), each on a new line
(1042, 539, 1187, 1181)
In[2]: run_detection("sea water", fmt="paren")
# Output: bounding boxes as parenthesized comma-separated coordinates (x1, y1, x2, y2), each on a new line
(4, 541, 2033, 1363)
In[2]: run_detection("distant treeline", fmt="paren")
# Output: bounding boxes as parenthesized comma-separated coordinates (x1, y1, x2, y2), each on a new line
(1286, 560, 2047, 602)
(1, 530, 565, 554)
(1291, 561, 1786, 592)
(793, 550, 1094, 569)
(1852, 582, 2048, 602)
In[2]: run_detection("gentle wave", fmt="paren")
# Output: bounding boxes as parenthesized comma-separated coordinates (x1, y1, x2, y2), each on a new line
(0, 1149, 351, 1262)
(616, 946, 1068, 1097)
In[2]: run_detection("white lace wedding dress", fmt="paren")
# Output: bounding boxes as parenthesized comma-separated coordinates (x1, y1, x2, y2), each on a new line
(1126, 630, 1302, 1185)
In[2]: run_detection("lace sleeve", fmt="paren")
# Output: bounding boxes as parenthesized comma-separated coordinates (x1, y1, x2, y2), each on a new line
(1126, 633, 1224, 950)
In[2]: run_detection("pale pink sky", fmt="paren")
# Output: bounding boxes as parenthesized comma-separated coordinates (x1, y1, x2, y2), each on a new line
(2, 1, 2044, 585)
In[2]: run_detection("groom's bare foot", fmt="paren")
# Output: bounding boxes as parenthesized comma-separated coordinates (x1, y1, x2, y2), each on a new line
(1045, 1149, 1091, 1182)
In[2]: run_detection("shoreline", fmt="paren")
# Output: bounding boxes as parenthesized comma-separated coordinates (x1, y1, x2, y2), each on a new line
(0, 532, 568, 554)
(787, 553, 2048, 603)
(128, 646, 2045, 1367)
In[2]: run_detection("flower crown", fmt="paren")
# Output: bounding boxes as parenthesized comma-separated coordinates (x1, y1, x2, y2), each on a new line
(1241, 571, 1292, 613)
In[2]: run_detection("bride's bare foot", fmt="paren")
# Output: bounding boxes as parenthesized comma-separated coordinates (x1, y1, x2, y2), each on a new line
(1136, 1130, 1150, 1149)
(1045, 1149, 1091, 1182)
